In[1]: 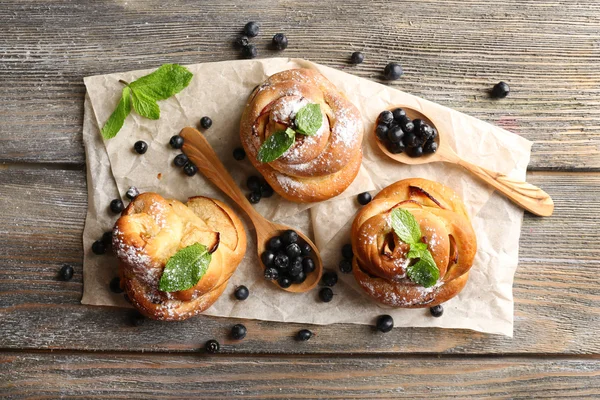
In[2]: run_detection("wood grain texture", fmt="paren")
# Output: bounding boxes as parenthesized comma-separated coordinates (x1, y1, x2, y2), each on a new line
(1, 0, 599, 168)
(0, 167, 598, 354)
(1, 352, 599, 399)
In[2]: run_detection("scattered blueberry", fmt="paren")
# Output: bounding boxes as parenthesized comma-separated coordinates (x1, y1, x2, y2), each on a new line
(109, 199, 124, 214)
(383, 63, 403, 80)
(392, 108, 406, 121)
(423, 140, 438, 154)
(130, 311, 146, 327)
(235, 35, 249, 48)
(248, 191, 261, 204)
(302, 257, 315, 274)
(231, 324, 247, 340)
(378, 110, 394, 125)
(200, 116, 213, 129)
(491, 81, 510, 98)
(272, 33, 288, 50)
(101, 231, 113, 246)
(300, 243, 312, 256)
(278, 275, 292, 288)
(125, 186, 139, 200)
(174, 153, 189, 167)
(134, 140, 148, 154)
(92, 240, 106, 255)
(339, 259, 352, 274)
(285, 243, 302, 258)
(109, 277, 123, 293)
(430, 304, 444, 317)
(357, 192, 372, 205)
(260, 182, 274, 198)
(244, 21, 260, 37)
(233, 147, 246, 160)
(321, 271, 338, 287)
(247, 176, 261, 192)
(183, 162, 198, 176)
(387, 125, 404, 143)
(282, 230, 298, 245)
(59, 264, 74, 281)
(264, 267, 279, 280)
(319, 287, 334, 302)
(274, 253, 289, 269)
(292, 270, 307, 283)
(296, 329, 312, 341)
(234, 285, 249, 300)
(267, 236, 283, 251)
(205, 339, 220, 354)
(169, 135, 184, 149)
(376, 314, 394, 332)
(242, 44, 258, 58)
(341, 244, 353, 260)
(350, 51, 364, 64)
(261, 250, 275, 267)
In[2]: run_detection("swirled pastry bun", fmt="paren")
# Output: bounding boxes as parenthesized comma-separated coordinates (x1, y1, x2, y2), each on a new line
(112, 193, 246, 321)
(351, 179, 477, 307)
(240, 68, 363, 202)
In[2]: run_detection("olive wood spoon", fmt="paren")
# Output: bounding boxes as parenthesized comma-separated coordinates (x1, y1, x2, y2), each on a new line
(375, 106, 554, 217)
(180, 127, 323, 293)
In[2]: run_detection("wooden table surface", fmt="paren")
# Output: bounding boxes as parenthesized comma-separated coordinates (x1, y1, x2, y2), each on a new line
(1, 0, 599, 398)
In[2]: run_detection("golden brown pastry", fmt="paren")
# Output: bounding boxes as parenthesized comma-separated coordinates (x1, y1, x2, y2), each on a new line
(240, 68, 363, 202)
(112, 193, 246, 320)
(351, 178, 477, 307)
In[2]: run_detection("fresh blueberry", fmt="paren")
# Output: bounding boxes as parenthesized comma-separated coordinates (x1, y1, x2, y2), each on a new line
(130, 311, 146, 327)
(125, 187, 139, 200)
(183, 162, 198, 176)
(231, 324, 247, 340)
(357, 192, 372, 205)
(242, 44, 257, 58)
(296, 329, 312, 341)
(200, 116, 213, 129)
(248, 191, 261, 204)
(268, 236, 283, 251)
(278, 275, 292, 288)
(134, 140, 148, 154)
(272, 33, 288, 50)
(423, 140, 438, 154)
(109, 277, 123, 293)
(321, 271, 338, 287)
(260, 182, 274, 198)
(399, 117, 414, 134)
(234, 285, 249, 300)
(430, 304, 444, 317)
(383, 63, 403, 80)
(274, 253, 289, 269)
(300, 243, 312, 256)
(101, 231, 113, 246)
(339, 259, 352, 274)
(261, 250, 275, 267)
(264, 267, 279, 280)
(59, 264, 74, 281)
(492, 81, 510, 98)
(376, 314, 394, 332)
(282, 230, 298, 245)
(375, 124, 388, 140)
(319, 287, 334, 302)
(420, 123, 434, 141)
(392, 108, 406, 121)
(341, 244, 353, 260)
(247, 176, 261, 192)
(289, 261, 303, 277)
(387, 125, 404, 143)
(430, 127, 438, 140)
(403, 132, 420, 148)
(233, 147, 246, 160)
(244, 21, 260, 37)
(387, 141, 405, 154)
(169, 135, 184, 149)
(205, 339, 220, 354)
(109, 199, 124, 214)
(378, 110, 394, 126)
(235, 35, 249, 48)
(302, 257, 315, 274)
(350, 51, 364, 64)
(285, 243, 302, 258)
(92, 240, 106, 255)
(174, 153, 188, 167)
(292, 270, 307, 283)
(407, 146, 424, 158)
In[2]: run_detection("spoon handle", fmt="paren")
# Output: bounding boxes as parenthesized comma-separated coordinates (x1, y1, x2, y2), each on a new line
(180, 127, 265, 224)
(456, 158, 554, 216)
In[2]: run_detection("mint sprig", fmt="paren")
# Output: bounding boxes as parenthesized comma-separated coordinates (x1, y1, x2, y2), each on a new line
(294, 103, 322, 136)
(158, 243, 212, 292)
(101, 64, 193, 139)
(390, 208, 440, 288)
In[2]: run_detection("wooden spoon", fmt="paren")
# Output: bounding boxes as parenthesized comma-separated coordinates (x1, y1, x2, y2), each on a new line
(374, 106, 554, 217)
(180, 127, 323, 293)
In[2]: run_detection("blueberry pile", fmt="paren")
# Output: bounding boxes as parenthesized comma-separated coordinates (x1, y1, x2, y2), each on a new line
(246, 175, 273, 204)
(375, 108, 438, 157)
(262, 229, 316, 288)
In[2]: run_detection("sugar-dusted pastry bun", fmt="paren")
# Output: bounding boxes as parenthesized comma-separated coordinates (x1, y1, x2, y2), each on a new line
(351, 178, 477, 307)
(240, 68, 363, 202)
(112, 193, 246, 320)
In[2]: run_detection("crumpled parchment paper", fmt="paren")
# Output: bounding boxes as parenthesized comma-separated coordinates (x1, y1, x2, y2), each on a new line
(81, 58, 531, 336)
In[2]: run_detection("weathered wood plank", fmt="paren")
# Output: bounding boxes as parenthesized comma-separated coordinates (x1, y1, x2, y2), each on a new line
(1, 0, 599, 168)
(1, 352, 599, 399)
(0, 167, 598, 354)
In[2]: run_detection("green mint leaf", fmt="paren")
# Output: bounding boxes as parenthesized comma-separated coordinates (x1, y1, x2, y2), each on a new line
(131, 88, 160, 120)
(407, 254, 440, 288)
(294, 103, 323, 136)
(129, 64, 193, 101)
(390, 208, 422, 245)
(158, 243, 211, 292)
(257, 127, 296, 163)
(406, 243, 428, 259)
(101, 86, 132, 139)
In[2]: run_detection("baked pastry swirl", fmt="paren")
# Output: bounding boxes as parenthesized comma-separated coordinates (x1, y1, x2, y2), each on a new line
(240, 68, 363, 202)
(351, 178, 477, 307)
(112, 193, 246, 320)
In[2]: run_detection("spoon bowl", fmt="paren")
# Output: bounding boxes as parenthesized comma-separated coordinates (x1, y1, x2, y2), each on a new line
(180, 127, 323, 293)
